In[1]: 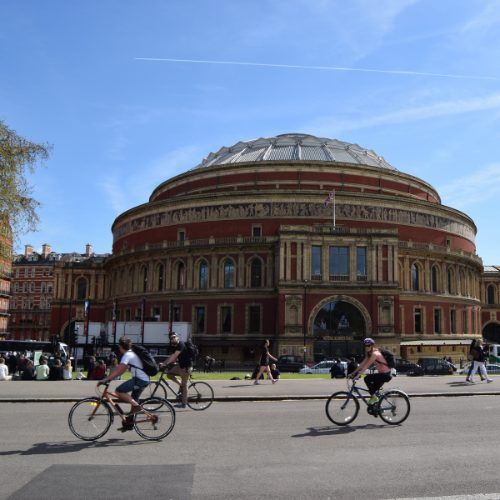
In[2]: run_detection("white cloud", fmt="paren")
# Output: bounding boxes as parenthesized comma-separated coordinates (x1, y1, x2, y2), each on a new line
(461, 0, 500, 34)
(307, 92, 500, 135)
(439, 163, 500, 209)
(99, 145, 201, 215)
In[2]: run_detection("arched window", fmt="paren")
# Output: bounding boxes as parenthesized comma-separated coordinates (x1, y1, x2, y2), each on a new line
(199, 261, 209, 289)
(411, 263, 420, 291)
(431, 266, 439, 293)
(487, 284, 495, 305)
(142, 266, 148, 293)
(447, 267, 454, 294)
(157, 264, 164, 291)
(76, 277, 87, 300)
(177, 262, 185, 290)
(224, 259, 235, 288)
(250, 258, 263, 288)
(128, 268, 135, 293)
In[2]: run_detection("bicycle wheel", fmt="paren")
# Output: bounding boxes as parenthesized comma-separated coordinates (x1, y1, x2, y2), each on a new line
(141, 381, 168, 401)
(377, 390, 411, 425)
(134, 398, 176, 441)
(325, 391, 359, 426)
(187, 381, 214, 410)
(141, 382, 168, 410)
(68, 398, 113, 441)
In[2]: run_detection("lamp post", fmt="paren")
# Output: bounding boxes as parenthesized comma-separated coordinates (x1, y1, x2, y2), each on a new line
(303, 280, 308, 367)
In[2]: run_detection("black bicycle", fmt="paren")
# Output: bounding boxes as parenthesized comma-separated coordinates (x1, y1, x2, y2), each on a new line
(142, 366, 214, 410)
(325, 377, 410, 426)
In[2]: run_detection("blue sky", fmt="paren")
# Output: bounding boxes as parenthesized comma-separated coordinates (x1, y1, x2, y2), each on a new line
(2, 0, 500, 263)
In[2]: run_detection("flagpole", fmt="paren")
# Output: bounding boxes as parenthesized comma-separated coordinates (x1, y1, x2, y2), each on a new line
(333, 190, 336, 228)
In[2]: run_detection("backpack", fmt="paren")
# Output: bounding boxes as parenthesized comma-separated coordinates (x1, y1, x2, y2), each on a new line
(379, 349, 395, 369)
(184, 339, 199, 363)
(130, 345, 158, 376)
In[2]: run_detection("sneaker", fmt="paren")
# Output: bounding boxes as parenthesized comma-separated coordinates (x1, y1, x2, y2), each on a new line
(272, 379, 278, 384)
(367, 395, 379, 405)
(466, 379, 475, 384)
(118, 420, 134, 432)
(174, 403, 187, 409)
(486, 379, 493, 383)
(253, 381, 260, 385)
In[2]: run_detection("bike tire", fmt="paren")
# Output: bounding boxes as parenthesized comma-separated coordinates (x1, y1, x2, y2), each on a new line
(68, 397, 113, 441)
(134, 397, 176, 441)
(142, 381, 168, 401)
(325, 391, 359, 426)
(187, 381, 214, 410)
(141, 382, 168, 410)
(377, 390, 411, 425)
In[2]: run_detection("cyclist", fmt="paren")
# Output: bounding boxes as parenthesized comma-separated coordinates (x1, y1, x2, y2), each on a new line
(349, 338, 392, 409)
(97, 336, 150, 432)
(159, 333, 193, 408)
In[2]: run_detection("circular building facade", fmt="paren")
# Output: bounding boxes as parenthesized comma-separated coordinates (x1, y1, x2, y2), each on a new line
(107, 133, 482, 363)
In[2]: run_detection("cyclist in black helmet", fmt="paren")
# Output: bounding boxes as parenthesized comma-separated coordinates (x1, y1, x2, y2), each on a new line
(349, 338, 392, 407)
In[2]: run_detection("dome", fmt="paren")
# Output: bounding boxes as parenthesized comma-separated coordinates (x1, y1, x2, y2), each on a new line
(193, 133, 397, 171)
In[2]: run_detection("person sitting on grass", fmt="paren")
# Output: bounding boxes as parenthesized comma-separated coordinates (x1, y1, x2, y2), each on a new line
(0, 357, 12, 381)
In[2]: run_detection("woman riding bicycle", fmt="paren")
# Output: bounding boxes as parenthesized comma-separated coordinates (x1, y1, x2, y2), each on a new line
(349, 338, 392, 407)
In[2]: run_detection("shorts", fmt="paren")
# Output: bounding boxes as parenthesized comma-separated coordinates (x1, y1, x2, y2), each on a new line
(116, 377, 149, 401)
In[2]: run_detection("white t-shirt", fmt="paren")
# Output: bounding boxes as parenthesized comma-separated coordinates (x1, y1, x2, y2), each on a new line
(0, 364, 9, 380)
(120, 350, 149, 382)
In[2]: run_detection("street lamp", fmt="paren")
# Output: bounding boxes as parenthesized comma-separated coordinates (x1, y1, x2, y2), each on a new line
(303, 280, 308, 367)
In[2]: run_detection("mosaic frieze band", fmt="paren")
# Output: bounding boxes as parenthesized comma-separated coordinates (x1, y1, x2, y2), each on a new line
(114, 202, 475, 242)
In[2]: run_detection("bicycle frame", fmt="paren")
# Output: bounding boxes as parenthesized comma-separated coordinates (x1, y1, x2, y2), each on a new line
(149, 367, 187, 398)
(95, 383, 154, 425)
(344, 378, 378, 407)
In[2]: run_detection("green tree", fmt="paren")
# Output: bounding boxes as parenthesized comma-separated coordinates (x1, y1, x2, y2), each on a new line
(0, 120, 50, 239)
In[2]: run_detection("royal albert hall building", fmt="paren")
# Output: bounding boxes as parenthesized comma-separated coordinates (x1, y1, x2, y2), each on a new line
(105, 133, 483, 363)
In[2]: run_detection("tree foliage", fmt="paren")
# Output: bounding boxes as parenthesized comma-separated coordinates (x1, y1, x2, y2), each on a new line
(0, 120, 51, 239)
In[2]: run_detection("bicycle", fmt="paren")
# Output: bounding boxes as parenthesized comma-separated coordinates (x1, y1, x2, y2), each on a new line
(68, 382, 176, 441)
(325, 376, 410, 426)
(142, 365, 214, 410)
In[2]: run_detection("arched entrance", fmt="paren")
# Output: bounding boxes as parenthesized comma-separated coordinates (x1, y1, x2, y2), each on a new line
(483, 322, 500, 344)
(311, 299, 367, 361)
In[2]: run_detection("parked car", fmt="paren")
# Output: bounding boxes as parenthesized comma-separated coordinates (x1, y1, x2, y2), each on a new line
(395, 358, 424, 376)
(417, 357, 454, 375)
(276, 355, 305, 373)
(300, 360, 346, 374)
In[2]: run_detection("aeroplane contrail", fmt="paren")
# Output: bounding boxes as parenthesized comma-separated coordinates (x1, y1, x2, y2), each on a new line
(135, 57, 500, 81)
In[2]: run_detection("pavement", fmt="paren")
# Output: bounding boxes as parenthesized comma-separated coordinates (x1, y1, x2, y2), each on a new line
(1, 374, 499, 402)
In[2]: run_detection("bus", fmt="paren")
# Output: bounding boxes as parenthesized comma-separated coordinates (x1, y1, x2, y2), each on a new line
(0, 340, 70, 365)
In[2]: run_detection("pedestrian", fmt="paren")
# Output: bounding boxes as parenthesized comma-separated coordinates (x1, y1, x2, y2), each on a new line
(35, 358, 50, 381)
(7, 352, 17, 378)
(0, 357, 12, 381)
(63, 359, 73, 380)
(270, 363, 280, 380)
(86, 356, 96, 380)
(253, 340, 278, 384)
(48, 359, 64, 381)
(347, 357, 358, 376)
(21, 360, 36, 380)
(92, 359, 107, 380)
(467, 339, 492, 383)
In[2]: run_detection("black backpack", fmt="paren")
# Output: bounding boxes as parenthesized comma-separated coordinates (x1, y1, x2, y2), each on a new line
(130, 345, 158, 376)
(380, 348, 395, 369)
(184, 340, 199, 363)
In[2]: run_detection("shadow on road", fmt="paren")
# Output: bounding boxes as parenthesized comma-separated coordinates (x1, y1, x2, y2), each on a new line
(0, 438, 151, 456)
(291, 423, 388, 438)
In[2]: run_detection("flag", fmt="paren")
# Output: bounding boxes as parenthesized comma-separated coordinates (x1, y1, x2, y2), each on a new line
(324, 190, 335, 207)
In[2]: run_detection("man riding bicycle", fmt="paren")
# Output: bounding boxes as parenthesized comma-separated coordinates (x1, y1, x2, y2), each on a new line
(97, 336, 150, 431)
(159, 333, 193, 408)
(349, 338, 392, 408)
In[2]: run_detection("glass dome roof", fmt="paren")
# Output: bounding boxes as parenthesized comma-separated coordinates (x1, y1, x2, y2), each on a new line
(193, 133, 397, 171)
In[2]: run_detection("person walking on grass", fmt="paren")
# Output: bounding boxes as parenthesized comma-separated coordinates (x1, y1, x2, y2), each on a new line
(254, 339, 278, 385)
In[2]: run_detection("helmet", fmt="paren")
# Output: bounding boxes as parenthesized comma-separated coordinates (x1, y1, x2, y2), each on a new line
(363, 338, 375, 346)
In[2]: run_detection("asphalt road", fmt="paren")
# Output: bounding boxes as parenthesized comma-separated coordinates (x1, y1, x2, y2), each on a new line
(1, 396, 500, 499)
